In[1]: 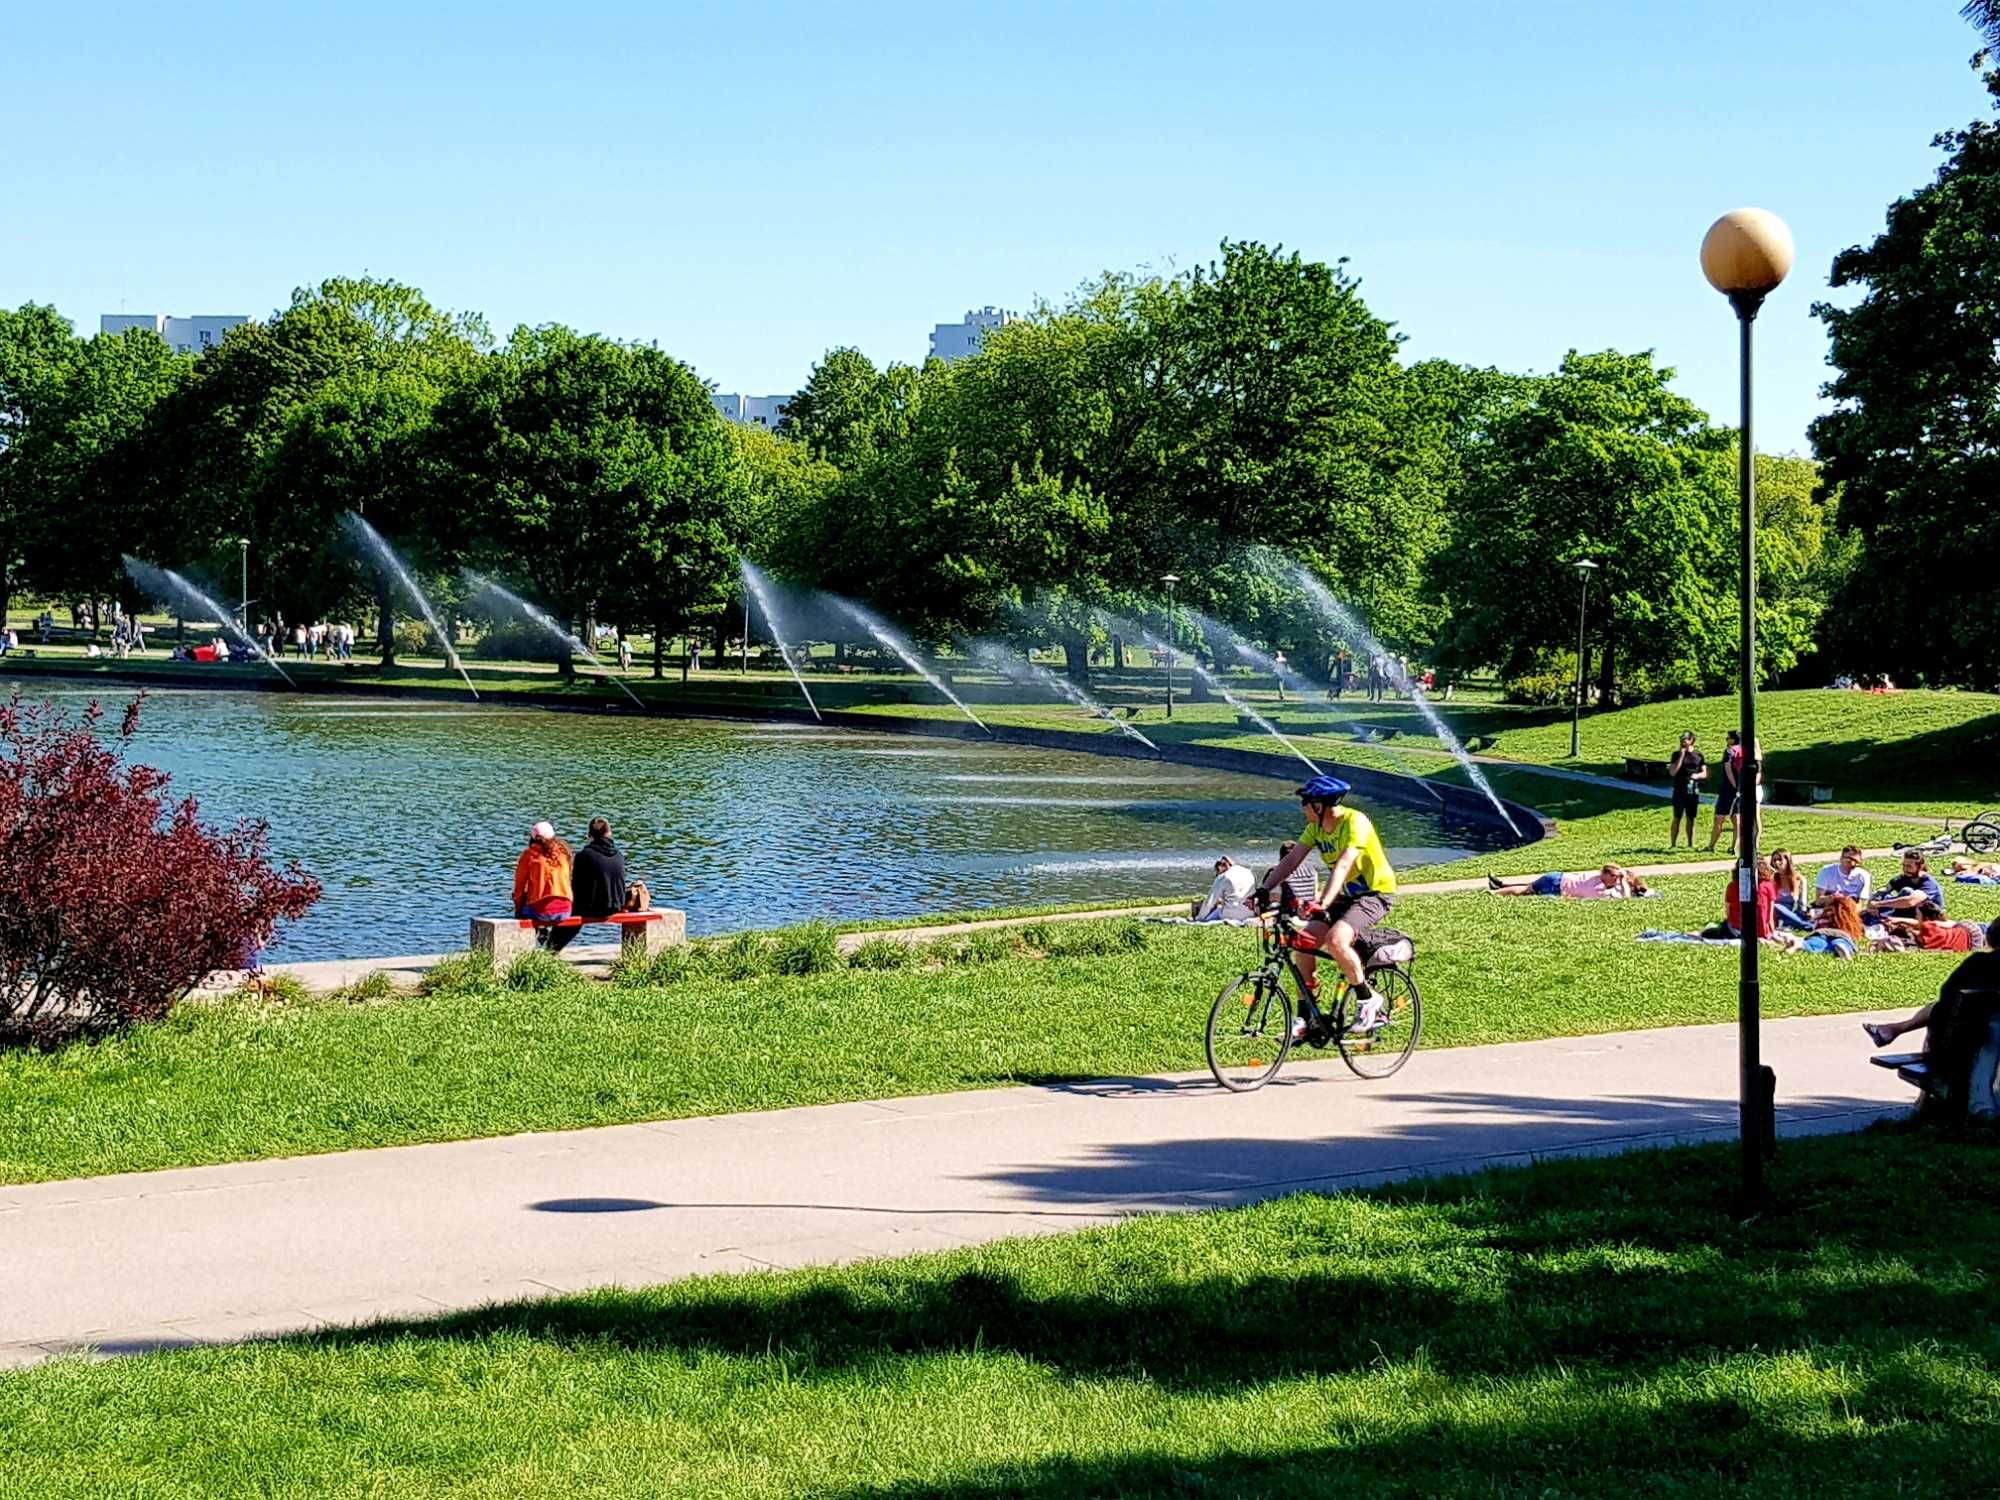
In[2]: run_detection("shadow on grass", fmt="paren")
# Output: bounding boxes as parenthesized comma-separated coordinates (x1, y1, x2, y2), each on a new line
(298, 1130, 1998, 1405)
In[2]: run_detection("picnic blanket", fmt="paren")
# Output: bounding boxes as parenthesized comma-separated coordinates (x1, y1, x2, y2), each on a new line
(1638, 929, 1739, 947)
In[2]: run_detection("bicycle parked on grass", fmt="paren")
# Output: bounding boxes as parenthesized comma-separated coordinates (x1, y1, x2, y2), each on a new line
(1894, 810, 2000, 860)
(1205, 898, 1423, 1091)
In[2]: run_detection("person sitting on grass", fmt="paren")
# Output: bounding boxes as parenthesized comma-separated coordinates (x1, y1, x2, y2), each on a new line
(1260, 841, 1322, 913)
(1768, 849, 1817, 932)
(1486, 864, 1645, 899)
(1192, 856, 1257, 923)
(1861, 917, 2000, 1049)
(1815, 846, 1873, 908)
(1869, 851, 1945, 923)
(512, 820, 574, 942)
(1723, 856, 1778, 940)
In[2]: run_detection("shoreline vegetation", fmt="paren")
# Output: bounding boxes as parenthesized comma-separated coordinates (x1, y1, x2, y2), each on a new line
(6, 871, 1995, 1186)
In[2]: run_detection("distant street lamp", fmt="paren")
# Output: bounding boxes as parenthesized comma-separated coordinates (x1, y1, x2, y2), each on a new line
(237, 538, 250, 628)
(676, 563, 692, 685)
(1160, 574, 1181, 720)
(1569, 560, 1598, 759)
(1702, 206, 1794, 1209)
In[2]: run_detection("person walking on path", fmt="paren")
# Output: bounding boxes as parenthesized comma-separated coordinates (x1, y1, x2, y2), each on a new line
(1668, 731, 1707, 848)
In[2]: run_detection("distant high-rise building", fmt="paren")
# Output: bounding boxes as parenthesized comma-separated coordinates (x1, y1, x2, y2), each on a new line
(928, 306, 1019, 363)
(99, 313, 249, 355)
(710, 392, 791, 429)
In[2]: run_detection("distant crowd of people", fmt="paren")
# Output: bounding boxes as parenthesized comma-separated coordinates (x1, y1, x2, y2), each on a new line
(255, 619, 356, 661)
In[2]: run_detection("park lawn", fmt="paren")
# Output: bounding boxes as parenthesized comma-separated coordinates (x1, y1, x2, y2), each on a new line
(3, 1127, 1996, 1498)
(4, 875, 1993, 1186)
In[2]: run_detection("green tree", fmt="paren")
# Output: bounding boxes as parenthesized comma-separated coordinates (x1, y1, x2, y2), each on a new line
(775, 347, 923, 469)
(1811, 67, 2000, 685)
(0, 304, 80, 620)
(427, 326, 739, 676)
(1433, 349, 1737, 699)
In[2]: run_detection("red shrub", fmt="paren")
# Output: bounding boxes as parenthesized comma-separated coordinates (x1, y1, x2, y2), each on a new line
(0, 694, 320, 1043)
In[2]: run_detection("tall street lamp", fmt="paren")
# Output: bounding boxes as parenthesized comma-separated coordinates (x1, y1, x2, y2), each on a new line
(237, 538, 250, 628)
(1569, 559, 1598, 759)
(1702, 205, 1793, 1209)
(676, 562, 692, 685)
(1160, 574, 1180, 719)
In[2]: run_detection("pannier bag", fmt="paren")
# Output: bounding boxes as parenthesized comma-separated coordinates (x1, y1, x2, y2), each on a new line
(1357, 928, 1416, 967)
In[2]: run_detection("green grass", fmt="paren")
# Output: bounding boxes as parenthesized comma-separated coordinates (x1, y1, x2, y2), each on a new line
(4, 878, 1993, 1185)
(4, 1128, 1997, 1498)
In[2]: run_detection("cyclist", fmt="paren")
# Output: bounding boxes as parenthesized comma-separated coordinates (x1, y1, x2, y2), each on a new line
(1256, 775, 1396, 1030)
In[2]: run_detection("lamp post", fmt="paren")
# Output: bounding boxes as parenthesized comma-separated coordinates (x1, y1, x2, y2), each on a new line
(1702, 206, 1793, 1209)
(237, 538, 250, 629)
(1160, 574, 1180, 719)
(1569, 560, 1598, 759)
(676, 562, 692, 685)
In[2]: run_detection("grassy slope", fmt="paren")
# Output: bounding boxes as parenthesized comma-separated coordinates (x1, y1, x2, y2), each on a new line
(5, 875, 1993, 1185)
(3, 1128, 1996, 1498)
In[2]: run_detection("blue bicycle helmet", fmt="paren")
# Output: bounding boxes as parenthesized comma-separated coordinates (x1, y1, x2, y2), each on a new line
(1297, 774, 1351, 802)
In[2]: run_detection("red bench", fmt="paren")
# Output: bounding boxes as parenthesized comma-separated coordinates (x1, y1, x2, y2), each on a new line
(470, 908, 687, 965)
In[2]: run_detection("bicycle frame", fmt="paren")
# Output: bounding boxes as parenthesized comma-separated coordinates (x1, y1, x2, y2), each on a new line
(1256, 910, 1354, 1038)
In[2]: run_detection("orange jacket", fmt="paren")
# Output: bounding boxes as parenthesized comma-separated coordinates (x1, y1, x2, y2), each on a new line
(513, 843, 572, 909)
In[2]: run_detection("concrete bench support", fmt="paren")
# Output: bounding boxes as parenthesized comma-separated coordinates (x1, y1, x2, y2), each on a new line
(469, 909, 687, 966)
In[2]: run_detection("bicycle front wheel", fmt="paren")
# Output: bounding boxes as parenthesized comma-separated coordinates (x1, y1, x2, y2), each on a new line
(1338, 966, 1422, 1080)
(1964, 819, 2000, 855)
(1207, 972, 1293, 1092)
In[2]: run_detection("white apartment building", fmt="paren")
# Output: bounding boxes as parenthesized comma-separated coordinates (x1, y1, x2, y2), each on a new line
(710, 392, 790, 429)
(100, 313, 249, 355)
(928, 306, 1019, 363)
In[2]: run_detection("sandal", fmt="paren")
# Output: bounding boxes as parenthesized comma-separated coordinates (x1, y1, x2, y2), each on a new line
(1862, 1022, 1896, 1048)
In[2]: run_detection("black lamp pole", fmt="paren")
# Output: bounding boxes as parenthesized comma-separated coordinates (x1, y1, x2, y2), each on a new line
(1161, 574, 1180, 720)
(1569, 560, 1597, 759)
(1703, 208, 1792, 1210)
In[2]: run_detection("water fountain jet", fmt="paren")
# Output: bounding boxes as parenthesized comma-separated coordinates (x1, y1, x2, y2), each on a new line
(341, 514, 478, 700)
(121, 555, 296, 688)
(971, 640, 1156, 751)
(738, 560, 821, 722)
(465, 572, 646, 709)
(830, 597, 990, 734)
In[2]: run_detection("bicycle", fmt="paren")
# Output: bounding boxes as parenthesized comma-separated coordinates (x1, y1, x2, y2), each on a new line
(1205, 903, 1422, 1091)
(1895, 811, 2000, 859)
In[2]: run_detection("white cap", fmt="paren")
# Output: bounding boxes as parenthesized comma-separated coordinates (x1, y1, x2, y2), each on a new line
(530, 820, 556, 841)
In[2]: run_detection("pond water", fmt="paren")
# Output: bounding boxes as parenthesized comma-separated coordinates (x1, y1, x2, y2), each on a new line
(45, 689, 1512, 961)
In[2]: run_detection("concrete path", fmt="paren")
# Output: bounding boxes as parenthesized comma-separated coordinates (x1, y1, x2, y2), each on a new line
(0, 1010, 1911, 1370)
(246, 847, 1899, 993)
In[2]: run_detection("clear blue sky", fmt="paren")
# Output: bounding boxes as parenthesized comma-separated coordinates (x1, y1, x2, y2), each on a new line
(5, 1, 1988, 452)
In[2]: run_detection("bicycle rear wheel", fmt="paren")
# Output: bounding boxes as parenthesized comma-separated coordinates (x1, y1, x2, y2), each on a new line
(1337, 966, 1422, 1080)
(1207, 972, 1293, 1092)
(1963, 819, 2000, 855)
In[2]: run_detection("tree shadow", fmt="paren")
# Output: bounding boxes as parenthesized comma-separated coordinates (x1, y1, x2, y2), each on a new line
(293, 1129, 1998, 1406)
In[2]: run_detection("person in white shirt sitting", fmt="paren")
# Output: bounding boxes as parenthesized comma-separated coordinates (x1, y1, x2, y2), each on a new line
(1814, 845, 1873, 909)
(1192, 856, 1257, 923)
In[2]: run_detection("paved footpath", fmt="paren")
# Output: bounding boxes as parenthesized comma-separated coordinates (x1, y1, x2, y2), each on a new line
(0, 1010, 1911, 1370)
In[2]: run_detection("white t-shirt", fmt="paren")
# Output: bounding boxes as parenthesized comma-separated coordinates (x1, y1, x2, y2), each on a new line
(1815, 864, 1873, 902)
(1195, 863, 1257, 922)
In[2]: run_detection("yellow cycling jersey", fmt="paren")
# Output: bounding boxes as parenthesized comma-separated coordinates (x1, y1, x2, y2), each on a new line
(1300, 807, 1398, 897)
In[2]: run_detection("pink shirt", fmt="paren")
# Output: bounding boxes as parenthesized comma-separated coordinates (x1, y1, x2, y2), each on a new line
(1559, 873, 1622, 899)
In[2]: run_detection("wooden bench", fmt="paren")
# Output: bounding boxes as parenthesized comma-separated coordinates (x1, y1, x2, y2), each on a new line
(1623, 756, 1666, 781)
(1867, 990, 2000, 1121)
(470, 908, 686, 966)
(1768, 778, 1835, 806)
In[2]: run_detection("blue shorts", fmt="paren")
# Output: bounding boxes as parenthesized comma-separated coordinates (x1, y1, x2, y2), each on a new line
(1531, 873, 1564, 897)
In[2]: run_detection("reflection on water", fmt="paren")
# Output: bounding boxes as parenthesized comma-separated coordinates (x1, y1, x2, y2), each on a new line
(49, 691, 1509, 961)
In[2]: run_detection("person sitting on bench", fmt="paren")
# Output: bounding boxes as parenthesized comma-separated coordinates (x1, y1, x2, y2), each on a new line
(1862, 916, 2000, 1048)
(572, 816, 651, 921)
(512, 820, 573, 946)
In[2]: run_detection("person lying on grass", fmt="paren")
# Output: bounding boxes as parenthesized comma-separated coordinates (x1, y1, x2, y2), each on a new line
(1861, 916, 2000, 1049)
(1485, 864, 1647, 899)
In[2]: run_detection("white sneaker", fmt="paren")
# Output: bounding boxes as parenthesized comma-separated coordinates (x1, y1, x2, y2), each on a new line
(1353, 996, 1387, 1032)
(1291, 1015, 1308, 1042)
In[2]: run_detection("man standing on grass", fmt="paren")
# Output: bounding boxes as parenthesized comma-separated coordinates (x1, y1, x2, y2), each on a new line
(1668, 731, 1707, 848)
(1706, 730, 1742, 855)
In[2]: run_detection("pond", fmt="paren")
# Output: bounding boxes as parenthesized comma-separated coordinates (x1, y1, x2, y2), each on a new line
(51, 689, 1513, 961)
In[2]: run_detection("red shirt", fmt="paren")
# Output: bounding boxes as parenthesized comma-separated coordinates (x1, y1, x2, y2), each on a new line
(1917, 921, 1972, 952)
(1725, 875, 1776, 938)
